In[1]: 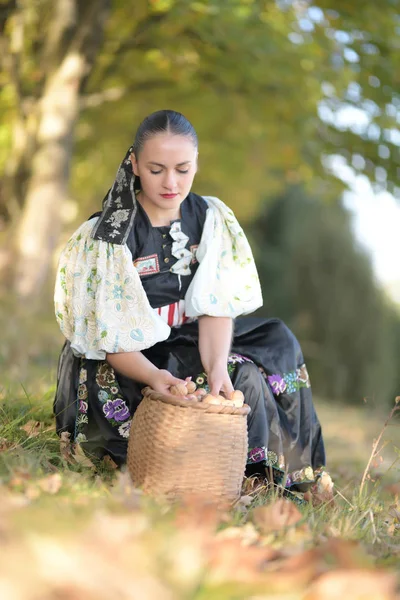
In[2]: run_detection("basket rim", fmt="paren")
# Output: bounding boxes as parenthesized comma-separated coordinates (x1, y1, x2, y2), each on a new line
(141, 388, 251, 415)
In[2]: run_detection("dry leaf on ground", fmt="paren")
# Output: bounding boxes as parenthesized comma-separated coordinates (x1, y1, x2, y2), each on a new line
(20, 420, 54, 437)
(59, 431, 75, 464)
(0, 437, 13, 452)
(37, 473, 62, 495)
(208, 538, 281, 583)
(20, 420, 43, 435)
(309, 471, 335, 507)
(384, 482, 400, 498)
(387, 504, 400, 522)
(174, 495, 222, 534)
(236, 494, 254, 509)
(216, 522, 260, 546)
(102, 454, 118, 470)
(270, 537, 371, 585)
(73, 443, 96, 468)
(252, 498, 303, 534)
(110, 470, 143, 509)
(304, 569, 398, 600)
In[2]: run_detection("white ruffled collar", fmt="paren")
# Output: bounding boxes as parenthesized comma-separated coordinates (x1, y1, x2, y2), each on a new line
(169, 221, 194, 276)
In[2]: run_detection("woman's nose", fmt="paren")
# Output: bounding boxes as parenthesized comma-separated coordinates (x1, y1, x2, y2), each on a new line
(163, 171, 177, 190)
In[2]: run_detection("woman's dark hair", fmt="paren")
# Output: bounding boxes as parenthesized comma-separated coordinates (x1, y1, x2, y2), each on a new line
(132, 110, 198, 156)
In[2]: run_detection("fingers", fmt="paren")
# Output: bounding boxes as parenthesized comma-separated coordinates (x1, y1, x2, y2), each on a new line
(210, 384, 221, 397)
(169, 375, 186, 385)
(222, 379, 234, 398)
(210, 378, 234, 398)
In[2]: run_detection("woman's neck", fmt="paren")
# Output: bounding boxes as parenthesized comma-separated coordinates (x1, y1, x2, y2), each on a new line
(137, 193, 181, 227)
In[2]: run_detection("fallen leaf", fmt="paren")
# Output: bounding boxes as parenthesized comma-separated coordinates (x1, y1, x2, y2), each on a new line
(252, 498, 303, 534)
(101, 454, 118, 470)
(238, 494, 253, 506)
(309, 471, 335, 507)
(388, 504, 400, 522)
(384, 482, 400, 498)
(174, 495, 222, 534)
(385, 503, 400, 536)
(111, 470, 143, 509)
(73, 444, 96, 468)
(24, 485, 41, 501)
(304, 569, 398, 600)
(8, 469, 32, 489)
(37, 473, 62, 495)
(278, 538, 366, 574)
(60, 431, 75, 464)
(0, 437, 13, 452)
(208, 538, 280, 583)
(242, 476, 269, 496)
(20, 420, 43, 436)
(216, 522, 260, 546)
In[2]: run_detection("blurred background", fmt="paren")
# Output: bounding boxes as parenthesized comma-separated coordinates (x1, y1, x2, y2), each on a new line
(0, 0, 399, 406)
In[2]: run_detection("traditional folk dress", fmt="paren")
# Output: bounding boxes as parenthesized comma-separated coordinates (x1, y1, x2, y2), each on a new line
(54, 146, 327, 491)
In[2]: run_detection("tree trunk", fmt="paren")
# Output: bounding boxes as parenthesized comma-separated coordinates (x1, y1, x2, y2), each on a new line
(12, 0, 109, 299)
(14, 52, 85, 297)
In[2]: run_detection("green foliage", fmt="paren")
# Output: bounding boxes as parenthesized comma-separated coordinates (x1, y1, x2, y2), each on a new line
(69, 0, 400, 219)
(251, 187, 400, 403)
(3, 0, 399, 225)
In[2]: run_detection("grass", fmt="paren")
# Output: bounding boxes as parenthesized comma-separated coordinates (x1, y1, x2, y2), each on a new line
(0, 305, 399, 598)
(1, 375, 399, 598)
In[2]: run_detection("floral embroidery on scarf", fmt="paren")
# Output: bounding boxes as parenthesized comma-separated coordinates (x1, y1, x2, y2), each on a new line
(105, 209, 131, 235)
(264, 363, 311, 396)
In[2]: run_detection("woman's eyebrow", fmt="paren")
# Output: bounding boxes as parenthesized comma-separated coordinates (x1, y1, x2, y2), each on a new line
(147, 161, 192, 167)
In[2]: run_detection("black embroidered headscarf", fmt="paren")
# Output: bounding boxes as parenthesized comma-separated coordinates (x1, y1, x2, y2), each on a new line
(91, 110, 198, 245)
(91, 145, 137, 245)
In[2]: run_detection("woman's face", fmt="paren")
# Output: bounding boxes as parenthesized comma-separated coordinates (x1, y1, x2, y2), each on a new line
(130, 133, 198, 212)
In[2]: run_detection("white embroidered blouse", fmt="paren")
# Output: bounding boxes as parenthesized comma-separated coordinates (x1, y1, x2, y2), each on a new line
(54, 196, 263, 359)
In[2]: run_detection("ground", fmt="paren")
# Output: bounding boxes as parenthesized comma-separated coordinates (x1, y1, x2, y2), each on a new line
(0, 306, 399, 598)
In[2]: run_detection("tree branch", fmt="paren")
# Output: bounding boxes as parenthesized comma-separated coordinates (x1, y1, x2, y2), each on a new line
(80, 79, 175, 109)
(0, 0, 16, 34)
(92, 12, 168, 87)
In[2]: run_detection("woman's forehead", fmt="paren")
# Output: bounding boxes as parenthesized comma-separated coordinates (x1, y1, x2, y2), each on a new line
(138, 133, 197, 162)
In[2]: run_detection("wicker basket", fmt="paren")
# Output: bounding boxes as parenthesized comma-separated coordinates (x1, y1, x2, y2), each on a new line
(127, 388, 250, 504)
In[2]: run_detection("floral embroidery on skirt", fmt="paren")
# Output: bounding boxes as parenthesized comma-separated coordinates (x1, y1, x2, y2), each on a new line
(75, 360, 132, 442)
(263, 364, 311, 396)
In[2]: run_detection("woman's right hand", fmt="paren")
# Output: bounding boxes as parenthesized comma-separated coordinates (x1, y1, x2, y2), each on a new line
(147, 369, 186, 395)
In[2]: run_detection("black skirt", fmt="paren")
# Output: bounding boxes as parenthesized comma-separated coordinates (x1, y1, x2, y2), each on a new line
(54, 316, 326, 490)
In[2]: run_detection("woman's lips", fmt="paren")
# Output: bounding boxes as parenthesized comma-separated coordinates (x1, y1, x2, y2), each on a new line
(160, 193, 178, 199)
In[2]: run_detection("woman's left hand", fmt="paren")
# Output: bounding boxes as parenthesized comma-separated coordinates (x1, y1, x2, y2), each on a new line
(207, 363, 234, 398)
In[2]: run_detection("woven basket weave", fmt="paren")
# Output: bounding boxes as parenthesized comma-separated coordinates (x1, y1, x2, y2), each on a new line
(127, 389, 250, 504)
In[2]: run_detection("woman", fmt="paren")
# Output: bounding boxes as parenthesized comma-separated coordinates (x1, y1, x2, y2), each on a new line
(54, 109, 327, 494)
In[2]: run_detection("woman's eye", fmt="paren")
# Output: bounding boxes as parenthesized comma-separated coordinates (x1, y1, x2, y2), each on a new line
(177, 169, 189, 174)
(150, 170, 162, 175)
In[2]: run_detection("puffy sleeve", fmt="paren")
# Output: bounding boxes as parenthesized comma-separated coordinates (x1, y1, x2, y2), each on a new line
(184, 196, 263, 318)
(54, 218, 171, 359)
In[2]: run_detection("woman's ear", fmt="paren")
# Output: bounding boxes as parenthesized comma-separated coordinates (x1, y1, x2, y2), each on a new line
(130, 152, 139, 177)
